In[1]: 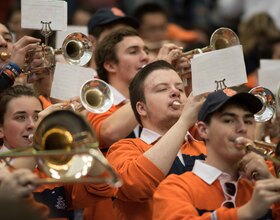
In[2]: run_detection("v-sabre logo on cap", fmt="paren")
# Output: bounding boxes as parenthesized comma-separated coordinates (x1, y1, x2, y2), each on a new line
(223, 88, 237, 97)
(111, 7, 125, 17)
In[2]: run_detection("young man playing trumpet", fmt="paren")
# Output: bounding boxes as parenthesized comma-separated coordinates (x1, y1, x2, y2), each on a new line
(153, 88, 280, 219)
(105, 60, 207, 220)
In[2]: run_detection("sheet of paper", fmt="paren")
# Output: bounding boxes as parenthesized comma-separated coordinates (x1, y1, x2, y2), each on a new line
(56, 25, 88, 48)
(51, 63, 97, 100)
(258, 59, 280, 94)
(260, 59, 280, 69)
(21, 0, 67, 31)
(191, 45, 247, 95)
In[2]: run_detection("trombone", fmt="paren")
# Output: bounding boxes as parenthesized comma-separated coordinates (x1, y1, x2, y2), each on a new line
(180, 27, 240, 57)
(68, 79, 114, 114)
(0, 110, 121, 186)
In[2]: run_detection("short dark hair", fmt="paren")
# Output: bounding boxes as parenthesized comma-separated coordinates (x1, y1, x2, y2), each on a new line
(0, 85, 40, 125)
(95, 27, 139, 83)
(129, 60, 176, 125)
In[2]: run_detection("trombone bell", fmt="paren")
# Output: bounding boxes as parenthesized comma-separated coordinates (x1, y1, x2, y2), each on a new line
(0, 110, 121, 186)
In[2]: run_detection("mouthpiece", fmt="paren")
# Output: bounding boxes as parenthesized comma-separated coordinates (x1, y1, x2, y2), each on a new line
(28, 134, 34, 142)
(172, 100, 182, 110)
(0, 52, 10, 61)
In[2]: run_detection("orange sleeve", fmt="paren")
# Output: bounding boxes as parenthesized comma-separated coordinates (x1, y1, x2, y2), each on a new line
(106, 139, 165, 202)
(39, 95, 52, 109)
(87, 104, 120, 149)
(153, 174, 239, 220)
(166, 23, 198, 42)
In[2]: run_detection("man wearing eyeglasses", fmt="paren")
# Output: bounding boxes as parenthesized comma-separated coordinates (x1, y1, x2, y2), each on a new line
(153, 88, 280, 219)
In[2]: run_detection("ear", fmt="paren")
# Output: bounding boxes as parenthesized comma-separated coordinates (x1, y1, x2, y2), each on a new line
(136, 101, 147, 118)
(104, 60, 117, 73)
(196, 121, 209, 140)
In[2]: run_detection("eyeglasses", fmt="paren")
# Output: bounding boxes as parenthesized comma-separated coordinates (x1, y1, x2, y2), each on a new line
(221, 182, 237, 208)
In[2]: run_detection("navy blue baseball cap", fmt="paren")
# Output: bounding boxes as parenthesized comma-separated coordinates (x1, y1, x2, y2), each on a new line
(198, 89, 263, 122)
(87, 7, 139, 33)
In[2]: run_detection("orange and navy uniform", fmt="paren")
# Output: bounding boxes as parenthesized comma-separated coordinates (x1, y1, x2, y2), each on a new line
(87, 86, 139, 152)
(33, 170, 74, 220)
(153, 160, 280, 220)
(106, 128, 207, 220)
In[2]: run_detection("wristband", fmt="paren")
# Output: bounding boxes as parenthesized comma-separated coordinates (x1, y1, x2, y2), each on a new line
(2, 69, 16, 81)
(3, 62, 22, 77)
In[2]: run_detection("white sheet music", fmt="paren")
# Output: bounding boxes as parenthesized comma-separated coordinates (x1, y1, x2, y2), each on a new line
(191, 45, 247, 95)
(51, 63, 97, 100)
(259, 59, 280, 94)
(21, 0, 67, 31)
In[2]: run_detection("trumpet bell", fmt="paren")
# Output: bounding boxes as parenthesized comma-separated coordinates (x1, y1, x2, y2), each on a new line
(249, 86, 275, 122)
(181, 27, 240, 57)
(210, 27, 240, 50)
(62, 32, 93, 66)
(80, 79, 114, 113)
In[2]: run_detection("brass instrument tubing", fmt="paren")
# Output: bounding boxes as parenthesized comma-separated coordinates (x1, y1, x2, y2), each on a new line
(245, 141, 280, 165)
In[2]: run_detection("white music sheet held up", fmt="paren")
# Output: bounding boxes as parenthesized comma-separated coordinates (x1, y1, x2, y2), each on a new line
(51, 63, 97, 100)
(191, 45, 247, 95)
(21, 0, 67, 31)
(258, 59, 280, 94)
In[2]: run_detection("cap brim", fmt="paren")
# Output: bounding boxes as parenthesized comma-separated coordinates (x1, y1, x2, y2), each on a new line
(223, 93, 263, 115)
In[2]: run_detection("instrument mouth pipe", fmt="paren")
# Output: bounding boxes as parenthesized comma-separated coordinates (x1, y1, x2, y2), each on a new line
(234, 137, 280, 165)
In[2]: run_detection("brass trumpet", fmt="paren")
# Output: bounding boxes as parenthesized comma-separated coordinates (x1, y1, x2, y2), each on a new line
(0, 32, 93, 75)
(0, 110, 121, 186)
(181, 27, 240, 57)
(68, 79, 114, 114)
